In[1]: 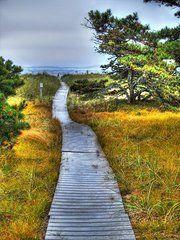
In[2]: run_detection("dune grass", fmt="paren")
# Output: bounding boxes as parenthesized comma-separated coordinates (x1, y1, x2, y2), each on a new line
(70, 104, 180, 239)
(17, 73, 61, 101)
(0, 74, 61, 239)
(66, 74, 180, 240)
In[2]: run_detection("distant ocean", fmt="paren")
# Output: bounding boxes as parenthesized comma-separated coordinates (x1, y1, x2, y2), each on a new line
(22, 66, 102, 76)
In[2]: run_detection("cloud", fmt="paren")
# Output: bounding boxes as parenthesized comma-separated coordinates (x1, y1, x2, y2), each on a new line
(0, 0, 179, 67)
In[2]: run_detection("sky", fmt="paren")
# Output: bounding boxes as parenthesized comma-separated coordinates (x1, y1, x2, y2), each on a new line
(0, 0, 179, 67)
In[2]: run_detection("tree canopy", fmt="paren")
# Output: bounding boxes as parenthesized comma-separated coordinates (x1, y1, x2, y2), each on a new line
(0, 56, 23, 97)
(143, 0, 180, 17)
(0, 57, 28, 147)
(84, 10, 180, 104)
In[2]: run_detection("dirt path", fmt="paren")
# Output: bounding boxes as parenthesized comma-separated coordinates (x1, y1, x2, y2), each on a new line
(45, 82, 135, 240)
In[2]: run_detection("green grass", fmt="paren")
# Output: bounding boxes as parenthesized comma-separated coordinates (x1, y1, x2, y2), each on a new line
(17, 73, 61, 101)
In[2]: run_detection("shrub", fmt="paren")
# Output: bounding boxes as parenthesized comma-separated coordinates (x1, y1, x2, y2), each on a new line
(69, 78, 107, 94)
(0, 56, 23, 97)
(0, 93, 29, 147)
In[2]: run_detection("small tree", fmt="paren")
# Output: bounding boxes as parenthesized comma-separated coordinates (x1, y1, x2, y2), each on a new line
(0, 56, 23, 97)
(0, 57, 28, 147)
(0, 94, 28, 146)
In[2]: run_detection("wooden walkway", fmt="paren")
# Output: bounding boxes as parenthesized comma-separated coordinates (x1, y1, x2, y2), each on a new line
(45, 82, 135, 240)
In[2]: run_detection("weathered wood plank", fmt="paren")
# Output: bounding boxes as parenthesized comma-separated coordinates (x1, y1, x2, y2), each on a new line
(45, 82, 135, 240)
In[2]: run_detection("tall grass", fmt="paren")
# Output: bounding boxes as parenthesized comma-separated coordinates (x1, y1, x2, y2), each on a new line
(70, 106, 180, 239)
(67, 74, 180, 240)
(17, 73, 61, 101)
(0, 74, 61, 239)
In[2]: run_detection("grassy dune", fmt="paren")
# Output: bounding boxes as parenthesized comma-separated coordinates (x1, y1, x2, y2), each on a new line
(70, 107, 180, 239)
(17, 73, 61, 101)
(0, 74, 61, 239)
(66, 74, 180, 240)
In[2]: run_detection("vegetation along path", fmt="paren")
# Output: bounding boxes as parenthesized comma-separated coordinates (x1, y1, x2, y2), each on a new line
(45, 82, 135, 240)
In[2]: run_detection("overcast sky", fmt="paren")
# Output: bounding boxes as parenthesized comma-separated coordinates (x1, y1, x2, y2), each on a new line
(0, 0, 179, 67)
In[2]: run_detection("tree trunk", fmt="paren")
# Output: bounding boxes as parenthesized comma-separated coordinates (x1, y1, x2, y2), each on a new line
(137, 92, 141, 101)
(127, 70, 136, 103)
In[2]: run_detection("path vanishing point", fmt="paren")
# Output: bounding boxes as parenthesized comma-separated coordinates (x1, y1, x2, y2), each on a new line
(45, 82, 136, 240)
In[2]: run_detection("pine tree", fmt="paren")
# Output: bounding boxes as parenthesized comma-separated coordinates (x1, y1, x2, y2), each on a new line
(144, 0, 180, 17)
(0, 57, 23, 97)
(84, 10, 179, 104)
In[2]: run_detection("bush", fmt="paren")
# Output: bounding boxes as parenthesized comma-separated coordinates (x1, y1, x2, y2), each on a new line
(69, 78, 107, 94)
(0, 56, 23, 97)
(0, 93, 29, 146)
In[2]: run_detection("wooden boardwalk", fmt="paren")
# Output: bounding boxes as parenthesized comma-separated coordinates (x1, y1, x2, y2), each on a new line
(45, 82, 135, 240)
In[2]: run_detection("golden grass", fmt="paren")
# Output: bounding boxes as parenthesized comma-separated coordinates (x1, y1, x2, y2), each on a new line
(8, 96, 23, 106)
(0, 102, 61, 240)
(70, 106, 180, 240)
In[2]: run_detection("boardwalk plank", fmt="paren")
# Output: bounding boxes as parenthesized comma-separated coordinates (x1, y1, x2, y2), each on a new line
(45, 83, 135, 240)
